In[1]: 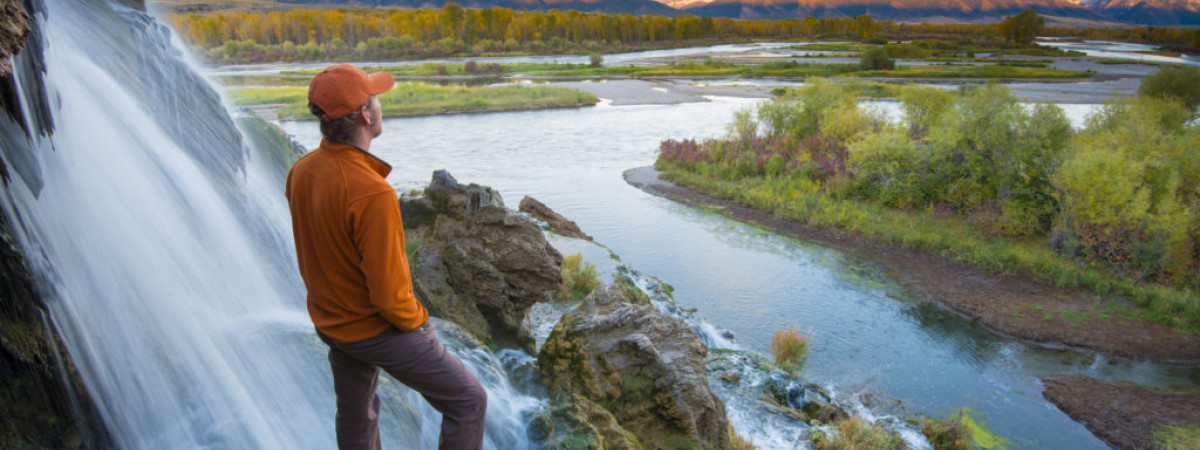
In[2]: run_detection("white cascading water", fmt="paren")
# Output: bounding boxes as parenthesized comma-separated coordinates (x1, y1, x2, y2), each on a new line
(0, 0, 540, 448)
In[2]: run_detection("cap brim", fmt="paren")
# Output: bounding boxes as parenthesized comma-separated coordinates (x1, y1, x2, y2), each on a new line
(367, 72, 394, 95)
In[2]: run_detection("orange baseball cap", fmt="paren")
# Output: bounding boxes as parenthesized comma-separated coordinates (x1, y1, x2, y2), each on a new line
(307, 64, 394, 122)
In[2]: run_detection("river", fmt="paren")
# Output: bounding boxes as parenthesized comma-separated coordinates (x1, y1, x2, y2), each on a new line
(277, 85, 1198, 447)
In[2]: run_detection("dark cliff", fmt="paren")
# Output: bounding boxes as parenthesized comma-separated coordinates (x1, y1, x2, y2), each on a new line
(0, 0, 110, 447)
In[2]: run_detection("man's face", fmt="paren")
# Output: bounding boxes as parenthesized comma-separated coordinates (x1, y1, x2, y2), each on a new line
(367, 96, 383, 139)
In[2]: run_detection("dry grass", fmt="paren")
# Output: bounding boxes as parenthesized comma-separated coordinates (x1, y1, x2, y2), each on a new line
(814, 418, 906, 450)
(770, 327, 809, 373)
(729, 427, 756, 450)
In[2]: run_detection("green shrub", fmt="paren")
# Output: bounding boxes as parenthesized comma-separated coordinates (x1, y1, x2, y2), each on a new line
(859, 46, 894, 70)
(1057, 96, 1199, 283)
(559, 253, 600, 301)
(847, 128, 931, 208)
(589, 53, 603, 68)
(899, 85, 954, 138)
(1138, 65, 1200, 115)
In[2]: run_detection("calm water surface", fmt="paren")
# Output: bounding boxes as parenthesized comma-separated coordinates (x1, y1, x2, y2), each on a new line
(280, 96, 1196, 449)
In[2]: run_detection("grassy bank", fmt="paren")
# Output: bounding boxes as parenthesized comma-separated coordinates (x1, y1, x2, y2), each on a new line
(228, 82, 598, 119)
(524, 60, 1090, 79)
(657, 166, 1200, 333)
(281, 62, 592, 78)
(655, 78, 1200, 334)
(790, 40, 1087, 58)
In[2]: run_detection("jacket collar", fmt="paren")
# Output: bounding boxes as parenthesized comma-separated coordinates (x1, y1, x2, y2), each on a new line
(319, 139, 392, 178)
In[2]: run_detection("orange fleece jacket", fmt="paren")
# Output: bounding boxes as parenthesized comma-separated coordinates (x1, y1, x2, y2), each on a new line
(286, 139, 428, 343)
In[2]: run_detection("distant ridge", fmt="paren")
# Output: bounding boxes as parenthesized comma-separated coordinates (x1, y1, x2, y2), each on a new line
(188, 0, 1200, 25)
(276, 0, 682, 15)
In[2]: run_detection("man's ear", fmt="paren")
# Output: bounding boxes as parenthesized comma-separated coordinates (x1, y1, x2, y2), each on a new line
(360, 104, 373, 126)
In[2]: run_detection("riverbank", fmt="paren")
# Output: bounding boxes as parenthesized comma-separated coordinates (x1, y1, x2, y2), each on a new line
(1042, 376, 1200, 449)
(624, 166, 1200, 362)
(227, 82, 598, 119)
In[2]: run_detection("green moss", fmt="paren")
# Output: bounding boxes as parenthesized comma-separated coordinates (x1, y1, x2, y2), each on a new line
(960, 407, 1009, 449)
(667, 436, 699, 449)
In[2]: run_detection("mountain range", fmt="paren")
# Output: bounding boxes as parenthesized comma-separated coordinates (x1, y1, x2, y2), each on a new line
(273, 0, 1200, 24)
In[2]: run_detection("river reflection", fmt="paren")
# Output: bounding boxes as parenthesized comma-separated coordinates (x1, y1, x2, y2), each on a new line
(279, 95, 1194, 449)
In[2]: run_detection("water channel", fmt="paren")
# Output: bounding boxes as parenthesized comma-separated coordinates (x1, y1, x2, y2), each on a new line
(276, 75, 1199, 446)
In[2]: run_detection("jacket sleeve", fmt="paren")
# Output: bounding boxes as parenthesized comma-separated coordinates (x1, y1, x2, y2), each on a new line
(349, 190, 428, 331)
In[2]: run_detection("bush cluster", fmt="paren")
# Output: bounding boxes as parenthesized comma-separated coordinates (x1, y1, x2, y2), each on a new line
(656, 78, 1200, 295)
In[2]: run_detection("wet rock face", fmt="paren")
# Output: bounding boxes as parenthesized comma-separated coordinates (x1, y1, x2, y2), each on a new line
(0, 0, 29, 77)
(518, 196, 593, 241)
(538, 284, 730, 449)
(0, 218, 109, 448)
(405, 171, 562, 346)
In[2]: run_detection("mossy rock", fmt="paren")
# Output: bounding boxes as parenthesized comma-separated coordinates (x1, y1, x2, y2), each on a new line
(538, 284, 729, 449)
(529, 394, 643, 450)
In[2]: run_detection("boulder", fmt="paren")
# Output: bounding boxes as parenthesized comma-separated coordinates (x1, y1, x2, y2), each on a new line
(407, 171, 562, 346)
(425, 170, 504, 221)
(538, 284, 729, 449)
(518, 196, 592, 241)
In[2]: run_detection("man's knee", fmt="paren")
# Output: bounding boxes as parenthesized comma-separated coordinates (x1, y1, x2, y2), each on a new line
(464, 379, 487, 419)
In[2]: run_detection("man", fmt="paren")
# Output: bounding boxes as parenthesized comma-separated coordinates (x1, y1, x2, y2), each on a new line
(285, 64, 487, 450)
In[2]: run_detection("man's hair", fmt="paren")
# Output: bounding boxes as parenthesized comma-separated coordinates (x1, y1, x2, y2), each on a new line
(309, 95, 375, 142)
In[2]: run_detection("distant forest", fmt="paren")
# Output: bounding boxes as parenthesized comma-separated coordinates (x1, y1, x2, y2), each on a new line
(163, 5, 1200, 62)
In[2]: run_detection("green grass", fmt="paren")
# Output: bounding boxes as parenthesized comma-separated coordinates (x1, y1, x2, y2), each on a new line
(1096, 58, 1164, 66)
(1136, 49, 1183, 57)
(227, 82, 598, 119)
(788, 43, 873, 52)
(656, 165, 1200, 334)
(1154, 425, 1200, 450)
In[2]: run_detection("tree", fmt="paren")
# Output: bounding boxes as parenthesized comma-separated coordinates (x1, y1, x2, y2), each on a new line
(1138, 65, 1200, 116)
(999, 9, 1044, 45)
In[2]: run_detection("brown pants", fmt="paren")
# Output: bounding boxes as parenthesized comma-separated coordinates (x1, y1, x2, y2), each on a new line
(319, 323, 487, 450)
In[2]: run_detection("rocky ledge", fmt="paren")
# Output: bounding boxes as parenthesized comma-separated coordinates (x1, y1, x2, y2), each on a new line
(519, 196, 592, 241)
(401, 170, 563, 347)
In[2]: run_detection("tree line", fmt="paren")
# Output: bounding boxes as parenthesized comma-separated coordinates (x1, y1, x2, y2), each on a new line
(166, 5, 894, 49)
(165, 5, 1054, 62)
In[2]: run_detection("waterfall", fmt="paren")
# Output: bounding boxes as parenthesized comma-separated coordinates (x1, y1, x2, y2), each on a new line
(0, 0, 540, 448)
